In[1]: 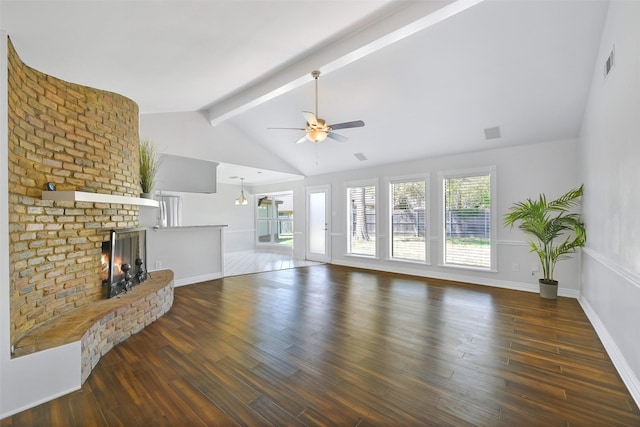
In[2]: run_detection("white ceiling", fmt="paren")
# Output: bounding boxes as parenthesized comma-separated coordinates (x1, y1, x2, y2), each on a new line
(1, 0, 609, 182)
(216, 162, 303, 186)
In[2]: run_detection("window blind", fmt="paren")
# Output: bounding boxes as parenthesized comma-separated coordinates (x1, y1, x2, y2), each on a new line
(348, 185, 376, 256)
(443, 174, 491, 268)
(390, 180, 426, 261)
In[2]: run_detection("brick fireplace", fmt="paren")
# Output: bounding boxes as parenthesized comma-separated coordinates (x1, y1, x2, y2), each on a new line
(7, 38, 145, 351)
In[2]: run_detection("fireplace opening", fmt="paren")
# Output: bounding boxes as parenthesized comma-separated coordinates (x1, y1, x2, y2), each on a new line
(101, 228, 148, 298)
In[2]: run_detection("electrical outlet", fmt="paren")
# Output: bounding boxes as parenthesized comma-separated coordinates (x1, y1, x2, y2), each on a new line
(511, 263, 519, 272)
(155, 260, 162, 269)
(531, 265, 539, 272)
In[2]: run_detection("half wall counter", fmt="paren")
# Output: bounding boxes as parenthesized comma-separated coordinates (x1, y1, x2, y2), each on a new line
(146, 225, 227, 286)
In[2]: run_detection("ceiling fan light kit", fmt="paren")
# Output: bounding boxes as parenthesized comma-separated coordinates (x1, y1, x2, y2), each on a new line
(270, 71, 365, 144)
(306, 128, 329, 143)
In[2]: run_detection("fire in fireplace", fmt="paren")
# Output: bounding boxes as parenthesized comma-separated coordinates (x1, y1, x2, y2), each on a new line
(101, 228, 148, 298)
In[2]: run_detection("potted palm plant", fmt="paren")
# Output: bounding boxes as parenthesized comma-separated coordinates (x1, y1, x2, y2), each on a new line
(139, 138, 162, 198)
(504, 185, 586, 299)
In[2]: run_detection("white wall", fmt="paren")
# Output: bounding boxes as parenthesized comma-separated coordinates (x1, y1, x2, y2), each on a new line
(146, 226, 225, 286)
(1, 29, 9, 418)
(138, 183, 256, 286)
(139, 183, 256, 253)
(139, 111, 301, 175)
(578, 0, 640, 404)
(138, 111, 303, 256)
(182, 184, 256, 253)
(304, 139, 582, 295)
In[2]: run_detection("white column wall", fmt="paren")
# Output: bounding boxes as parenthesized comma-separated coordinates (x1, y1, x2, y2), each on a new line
(1, 32, 82, 420)
(1, 30, 8, 418)
(578, 0, 640, 405)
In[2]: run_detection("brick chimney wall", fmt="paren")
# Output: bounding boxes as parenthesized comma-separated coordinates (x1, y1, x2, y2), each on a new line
(7, 39, 141, 348)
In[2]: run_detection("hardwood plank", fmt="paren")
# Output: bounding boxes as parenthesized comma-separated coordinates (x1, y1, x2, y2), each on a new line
(184, 373, 273, 427)
(2, 264, 639, 426)
(248, 395, 307, 426)
(166, 378, 240, 427)
(132, 369, 209, 427)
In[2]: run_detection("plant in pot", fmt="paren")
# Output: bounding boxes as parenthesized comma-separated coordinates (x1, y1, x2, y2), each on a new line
(504, 185, 586, 299)
(139, 138, 162, 198)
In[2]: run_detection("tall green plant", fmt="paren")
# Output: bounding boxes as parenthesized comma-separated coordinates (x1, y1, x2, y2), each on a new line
(504, 185, 586, 283)
(139, 138, 162, 194)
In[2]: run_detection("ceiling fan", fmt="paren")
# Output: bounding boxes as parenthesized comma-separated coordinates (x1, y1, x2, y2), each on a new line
(269, 70, 365, 144)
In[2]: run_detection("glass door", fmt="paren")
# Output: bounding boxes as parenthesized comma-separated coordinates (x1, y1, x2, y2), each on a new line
(306, 185, 331, 262)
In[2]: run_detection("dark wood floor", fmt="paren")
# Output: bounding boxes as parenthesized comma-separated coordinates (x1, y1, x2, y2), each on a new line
(2, 264, 639, 426)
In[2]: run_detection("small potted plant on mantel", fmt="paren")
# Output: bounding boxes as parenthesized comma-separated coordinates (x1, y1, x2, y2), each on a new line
(504, 185, 586, 299)
(139, 138, 162, 199)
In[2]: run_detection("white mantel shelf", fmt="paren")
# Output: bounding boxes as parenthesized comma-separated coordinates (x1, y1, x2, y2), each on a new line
(41, 191, 159, 207)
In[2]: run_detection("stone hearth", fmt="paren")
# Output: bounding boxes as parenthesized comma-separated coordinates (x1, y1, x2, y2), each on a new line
(13, 270, 173, 383)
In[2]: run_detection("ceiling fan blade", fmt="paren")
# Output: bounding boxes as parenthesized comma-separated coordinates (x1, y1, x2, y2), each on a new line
(329, 120, 365, 130)
(302, 111, 317, 126)
(327, 132, 348, 142)
(268, 127, 306, 130)
(295, 135, 308, 144)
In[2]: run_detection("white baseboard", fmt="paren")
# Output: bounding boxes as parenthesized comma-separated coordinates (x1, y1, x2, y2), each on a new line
(1, 384, 81, 419)
(173, 272, 223, 287)
(330, 258, 580, 298)
(0, 341, 81, 418)
(579, 295, 640, 408)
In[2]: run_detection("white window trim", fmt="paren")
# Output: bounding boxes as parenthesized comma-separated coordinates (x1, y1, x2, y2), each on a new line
(437, 166, 497, 272)
(345, 178, 379, 258)
(387, 173, 430, 264)
(255, 191, 294, 248)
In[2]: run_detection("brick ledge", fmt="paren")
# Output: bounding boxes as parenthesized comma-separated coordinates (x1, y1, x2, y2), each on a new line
(13, 270, 174, 383)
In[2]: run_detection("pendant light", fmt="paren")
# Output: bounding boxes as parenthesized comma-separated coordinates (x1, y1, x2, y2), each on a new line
(235, 178, 248, 205)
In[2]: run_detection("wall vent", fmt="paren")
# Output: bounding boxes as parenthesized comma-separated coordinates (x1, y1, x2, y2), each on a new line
(604, 46, 615, 77)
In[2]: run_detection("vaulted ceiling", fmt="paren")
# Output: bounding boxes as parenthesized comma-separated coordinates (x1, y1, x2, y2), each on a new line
(1, 0, 609, 182)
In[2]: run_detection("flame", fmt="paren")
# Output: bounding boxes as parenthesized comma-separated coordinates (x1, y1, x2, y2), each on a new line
(113, 256, 123, 274)
(101, 254, 123, 274)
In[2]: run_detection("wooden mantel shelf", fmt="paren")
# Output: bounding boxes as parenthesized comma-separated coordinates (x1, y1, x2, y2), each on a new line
(42, 191, 159, 207)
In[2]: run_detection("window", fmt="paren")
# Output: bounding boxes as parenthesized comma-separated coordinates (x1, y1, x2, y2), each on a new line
(256, 192, 294, 246)
(347, 183, 376, 256)
(441, 168, 495, 269)
(390, 179, 426, 262)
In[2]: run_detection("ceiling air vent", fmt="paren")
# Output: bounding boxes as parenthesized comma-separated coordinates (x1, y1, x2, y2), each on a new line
(484, 126, 501, 140)
(354, 152, 367, 161)
(604, 46, 615, 78)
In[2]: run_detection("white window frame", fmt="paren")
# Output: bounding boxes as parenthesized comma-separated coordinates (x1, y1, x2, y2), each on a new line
(438, 166, 497, 271)
(255, 191, 294, 248)
(345, 179, 379, 258)
(388, 174, 429, 264)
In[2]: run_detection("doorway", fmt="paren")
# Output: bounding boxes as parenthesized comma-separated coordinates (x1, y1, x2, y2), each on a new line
(306, 185, 331, 263)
